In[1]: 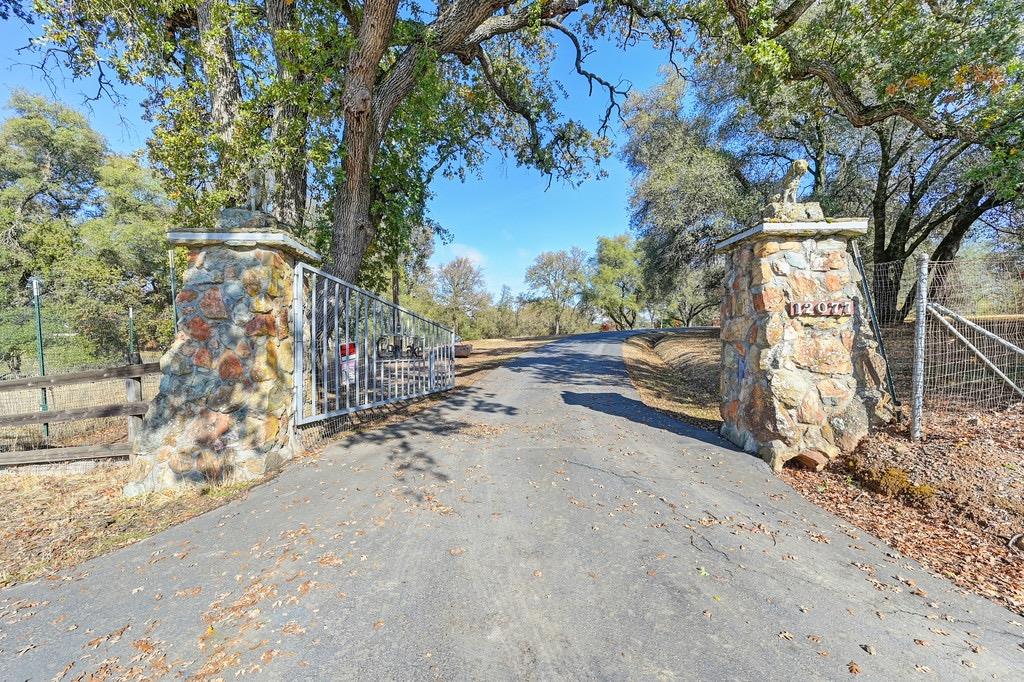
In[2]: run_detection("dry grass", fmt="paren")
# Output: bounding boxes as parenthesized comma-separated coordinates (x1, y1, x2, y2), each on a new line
(0, 336, 554, 588)
(622, 330, 722, 431)
(0, 465, 255, 587)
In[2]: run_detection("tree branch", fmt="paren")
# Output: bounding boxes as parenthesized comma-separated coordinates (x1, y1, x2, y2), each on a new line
(541, 19, 630, 134)
(474, 47, 545, 166)
(789, 61, 962, 140)
(464, 0, 587, 46)
(770, 0, 817, 38)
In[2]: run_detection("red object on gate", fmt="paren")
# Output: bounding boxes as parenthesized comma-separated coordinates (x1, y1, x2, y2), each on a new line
(340, 342, 357, 357)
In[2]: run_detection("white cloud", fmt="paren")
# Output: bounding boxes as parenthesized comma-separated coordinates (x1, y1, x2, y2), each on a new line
(446, 243, 488, 266)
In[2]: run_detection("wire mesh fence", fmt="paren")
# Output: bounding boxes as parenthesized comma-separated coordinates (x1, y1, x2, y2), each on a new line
(865, 259, 918, 405)
(867, 253, 1024, 435)
(922, 257, 1024, 408)
(0, 282, 173, 453)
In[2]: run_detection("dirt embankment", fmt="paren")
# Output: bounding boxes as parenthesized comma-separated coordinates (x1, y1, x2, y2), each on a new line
(622, 329, 1024, 616)
(622, 330, 722, 431)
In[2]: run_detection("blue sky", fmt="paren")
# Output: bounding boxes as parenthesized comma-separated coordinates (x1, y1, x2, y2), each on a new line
(0, 17, 671, 295)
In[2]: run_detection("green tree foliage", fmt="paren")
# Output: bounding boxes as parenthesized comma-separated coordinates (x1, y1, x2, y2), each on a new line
(0, 91, 105, 303)
(30, 0, 1015, 284)
(623, 75, 756, 270)
(0, 93, 173, 376)
(621, 76, 744, 326)
(490, 285, 519, 338)
(434, 256, 491, 338)
(524, 248, 587, 336)
(585, 235, 645, 330)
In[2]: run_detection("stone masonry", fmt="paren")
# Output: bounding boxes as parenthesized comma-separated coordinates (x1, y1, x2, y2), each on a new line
(717, 209, 893, 472)
(124, 210, 319, 496)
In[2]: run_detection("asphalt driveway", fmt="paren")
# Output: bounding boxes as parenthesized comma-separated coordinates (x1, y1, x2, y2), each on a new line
(2, 331, 1022, 680)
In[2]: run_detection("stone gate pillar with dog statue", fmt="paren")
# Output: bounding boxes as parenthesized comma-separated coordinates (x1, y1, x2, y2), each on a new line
(124, 210, 319, 496)
(716, 161, 893, 471)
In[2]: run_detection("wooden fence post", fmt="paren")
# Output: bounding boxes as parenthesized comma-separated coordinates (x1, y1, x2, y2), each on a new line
(125, 370, 143, 451)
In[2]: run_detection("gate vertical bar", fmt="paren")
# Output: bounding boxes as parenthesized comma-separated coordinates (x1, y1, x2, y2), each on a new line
(911, 253, 929, 441)
(292, 264, 306, 424)
(354, 291, 361, 408)
(365, 298, 371, 405)
(310, 272, 319, 417)
(333, 281, 341, 411)
(321, 277, 329, 415)
(344, 286, 351, 410)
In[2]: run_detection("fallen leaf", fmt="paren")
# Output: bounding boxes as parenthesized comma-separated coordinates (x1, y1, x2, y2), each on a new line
(282, 622, 307, 635)
(449, 547, 464, 557)
(132, 639, 155, 654)
(848, 661, 861, 674)
(373, 620, 385, 631)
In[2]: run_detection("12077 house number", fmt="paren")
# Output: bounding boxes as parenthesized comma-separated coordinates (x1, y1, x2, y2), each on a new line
(787, 300, 854, 317)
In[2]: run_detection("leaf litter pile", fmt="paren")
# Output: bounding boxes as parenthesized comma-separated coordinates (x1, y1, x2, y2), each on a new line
(623, 330, 1024, 616)
(784, 404, 1024, 616)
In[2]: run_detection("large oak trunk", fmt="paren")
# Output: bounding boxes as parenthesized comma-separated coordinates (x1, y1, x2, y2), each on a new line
(331, 174, 376, 282)
(267, 0, 308, 230)
(329, 0, 399, 282)
(197, 0, 244, 204)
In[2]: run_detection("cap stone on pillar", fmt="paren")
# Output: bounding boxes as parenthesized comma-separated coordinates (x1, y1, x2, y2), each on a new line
(124, 209, 319, 496)
(715, 161, 893, 472)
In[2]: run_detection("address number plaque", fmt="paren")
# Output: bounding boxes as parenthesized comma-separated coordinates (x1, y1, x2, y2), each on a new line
(787, 300, 854, 317)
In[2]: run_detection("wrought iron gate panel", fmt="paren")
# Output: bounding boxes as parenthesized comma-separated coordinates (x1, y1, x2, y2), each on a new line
(292, 263, 455, 425)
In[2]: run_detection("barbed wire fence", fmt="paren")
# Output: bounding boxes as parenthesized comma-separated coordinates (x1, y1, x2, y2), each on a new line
(867, 252, 1024, 438)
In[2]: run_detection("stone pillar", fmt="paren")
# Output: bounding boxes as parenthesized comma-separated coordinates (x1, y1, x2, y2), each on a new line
(124, 210, 320, 496)
(716, 210, 893, 472)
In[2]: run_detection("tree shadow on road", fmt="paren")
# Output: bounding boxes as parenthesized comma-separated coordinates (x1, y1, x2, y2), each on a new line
(327, 386, 520, 499)
(505, 342, 631, 387)
(560, 390, 742, 452)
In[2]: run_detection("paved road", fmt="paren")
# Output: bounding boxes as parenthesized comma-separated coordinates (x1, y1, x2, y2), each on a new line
(2, 332, 1022, 680)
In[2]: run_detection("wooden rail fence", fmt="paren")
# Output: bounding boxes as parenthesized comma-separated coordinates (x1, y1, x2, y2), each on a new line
(0, 362, 160, 466)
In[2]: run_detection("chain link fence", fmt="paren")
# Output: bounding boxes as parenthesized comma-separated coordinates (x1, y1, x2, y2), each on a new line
(867, 253, 1024, 436)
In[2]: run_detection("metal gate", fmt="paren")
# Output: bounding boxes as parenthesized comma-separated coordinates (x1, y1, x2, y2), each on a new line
(292, 263, 455, 425)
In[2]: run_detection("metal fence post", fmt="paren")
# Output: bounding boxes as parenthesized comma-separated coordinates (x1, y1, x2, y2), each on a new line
(168, 249, 179, 334)
(127, 306, 141, 364)
(29, 276, 49, 439)
(911, 253, 929, 440)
